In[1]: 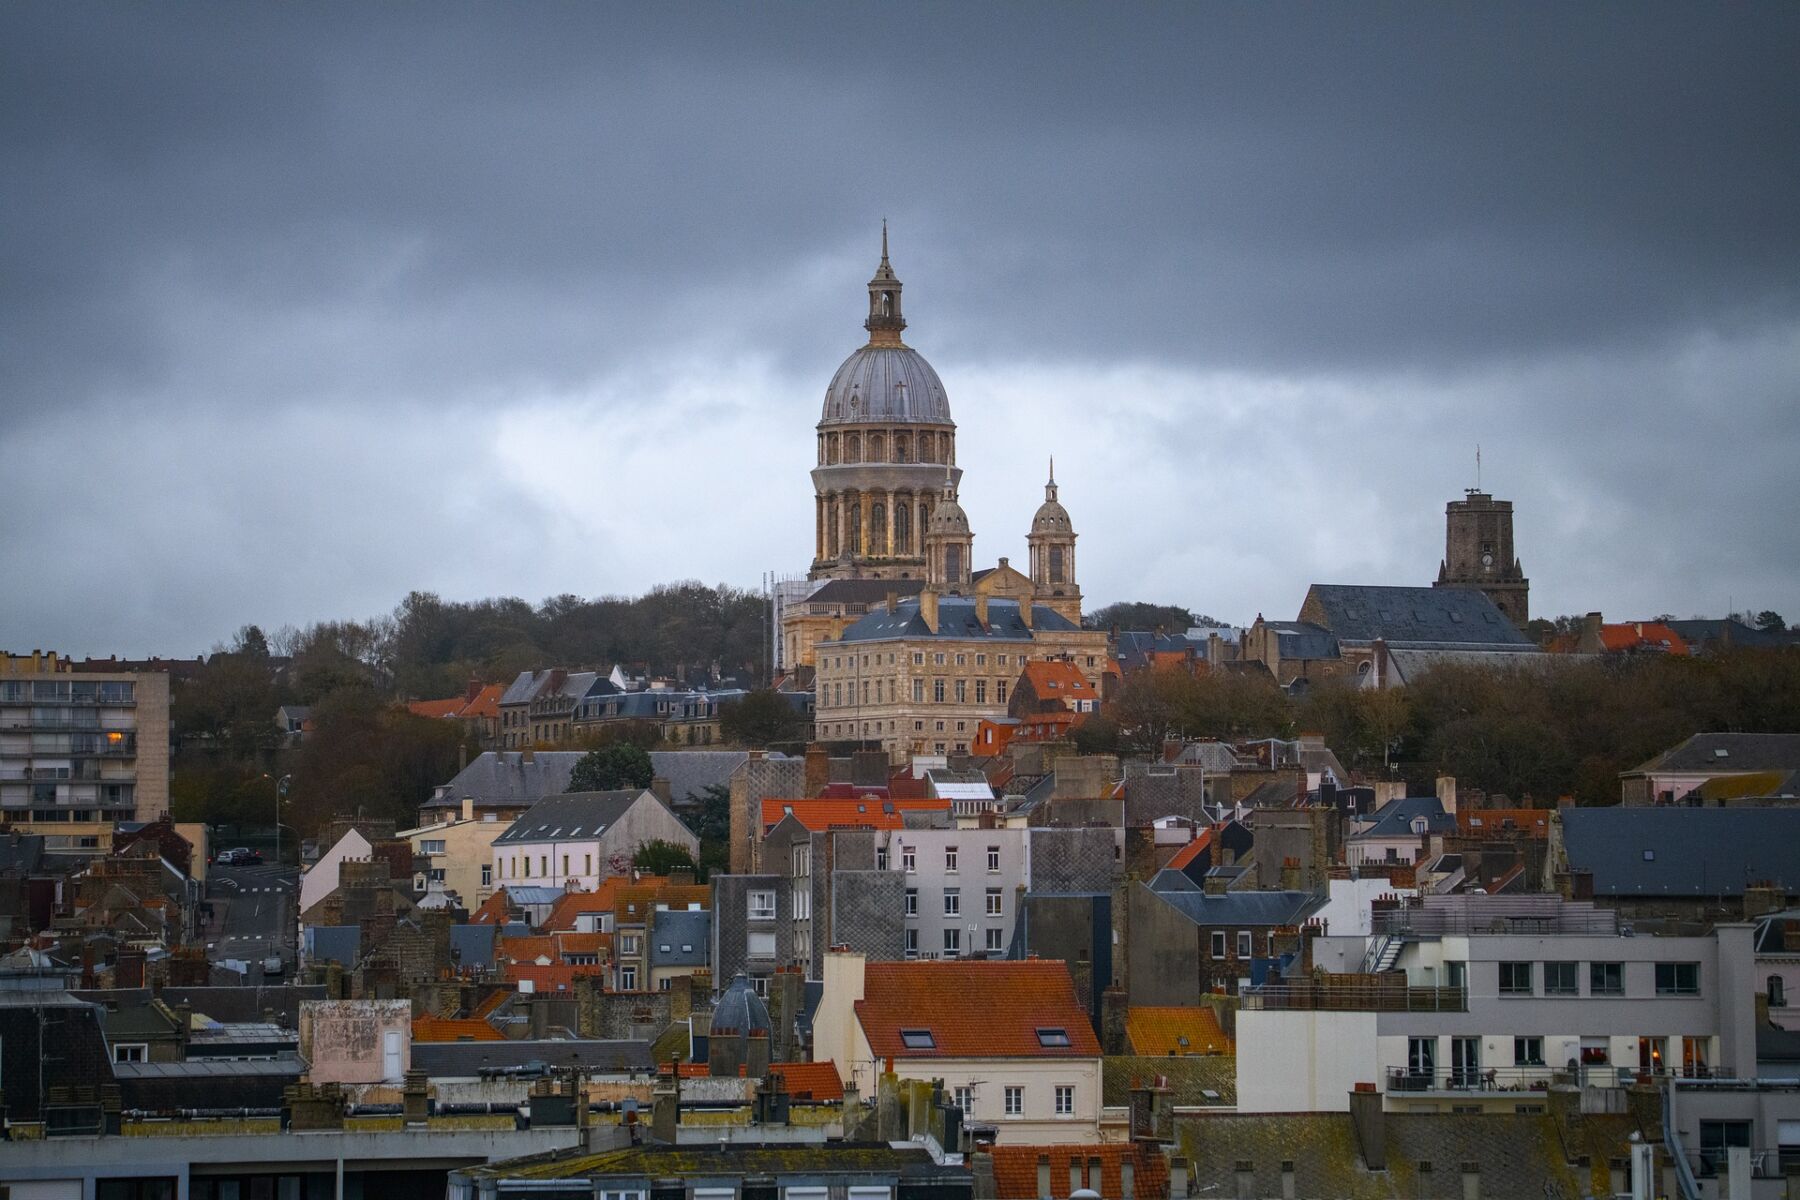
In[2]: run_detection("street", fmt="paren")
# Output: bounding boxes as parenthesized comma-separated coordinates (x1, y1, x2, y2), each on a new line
(204, 861, 297, 983)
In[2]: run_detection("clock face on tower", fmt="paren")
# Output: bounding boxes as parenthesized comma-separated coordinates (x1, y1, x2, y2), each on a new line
(1481, 553, 1494, 568)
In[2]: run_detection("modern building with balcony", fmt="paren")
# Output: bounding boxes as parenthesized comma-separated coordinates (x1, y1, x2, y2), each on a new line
(1237, 894, 1761, 1114)
(0, 650, 170, 853)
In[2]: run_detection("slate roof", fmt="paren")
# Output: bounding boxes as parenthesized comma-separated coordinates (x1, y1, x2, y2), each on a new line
(493, 790, 652, 846)
(1383, 646, 1567, 684)
(1625, 732, 1800, 775)
(456, 1141, 956, 1184)
(451, 923, 496, 969)
(820, 343, 953, 425)
(410, 1038, 654, 1076)
(855, 960, 1100, 1060)
(1143, 884, 1324, 928)
(432, 750, 762, 811)
(803, 578, 926, 606)
(650, 751, 755, 803)
(1170, 741, 1239, 772)
(1303, 584, 1535, 647)
(834, 597, 1082, 644)
(1266, 621, 1341, 660)
(649, 909, 710, 968)
(304, 925, 361, 967)
(1354, 796, 1456, 841)
(1114, 631, 1200, 673)
(1560, 807, 1800, 896)
(1665, 618, 1793, 650)
(0, 833, 46, 873)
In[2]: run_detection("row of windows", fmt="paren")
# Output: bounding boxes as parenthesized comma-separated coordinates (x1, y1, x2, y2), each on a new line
(906, 926, 1007, 956)
(497, 851, 595, 880)
(948, 1083, 1077, 1118)
(819, 428, 951, 466)
(1209, 930, 1278, 959)
(1494, 961, 1700, 997)
(903, 886, 1007, 917)
(898, 845, 1005, 873)
(823, 650, 1099, 673)
(820, 678, 1009, 707)
(0, 680, 135, 703)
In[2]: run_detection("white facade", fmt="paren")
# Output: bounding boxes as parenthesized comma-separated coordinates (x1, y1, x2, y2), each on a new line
(887, 827, 1027, 959)
(297, 828, 373, 915)
(491, 791, 698, 893)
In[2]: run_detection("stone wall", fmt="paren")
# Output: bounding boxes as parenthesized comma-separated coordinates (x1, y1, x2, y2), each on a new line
(1028, 827, 1118, 893)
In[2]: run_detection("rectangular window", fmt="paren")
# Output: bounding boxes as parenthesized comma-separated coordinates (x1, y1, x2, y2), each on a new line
(914, 653, 924, 665)
(1590, 962, 1624, 996)
(912, 679, 924, 703)
(1055, 1085, 1074, 1116)
(905, 888, 918, 916)
(955, 679, 966, 703)
(996, 681, 1007, 703)
(539, 855, 547, 876)
(1236, 931, 1252, 958)
(1514, 1036, 1545, 1066)
(943, 927, 960, 956)
(562, 854, 569, 876)
(1499, 961, 1534, 996)
(945, 846, 958, 872)
(986, 887, 1003, 916)
(1544, 961, 1578, 995)
(421, 839, 446, 855)
(904, 928, 918, 956)
(986, 927, 1005, 952)
(481, 864, 492, 887)
(1004, 1086, 1023, 1117)
(902, 846, 915, 873)
(954, 1086, 973, 1112)
(944, 888, 960, 916)
(1656, 962, 1700, 996)
(113, 1043, 147, 1063)
(620, 934, 640, 955)
(987, 845, 1001, 872)
(748, 890, 776, 920)
(1210, 931, 1226, 958)
(933, 678, 946, 703)
(975, 681, 987, 703)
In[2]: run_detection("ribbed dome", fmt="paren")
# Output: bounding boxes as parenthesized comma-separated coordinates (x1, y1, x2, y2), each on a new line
(712, 973, 771, 1035)
(928, 494, 971, 536)
(820, 346, 952, 427)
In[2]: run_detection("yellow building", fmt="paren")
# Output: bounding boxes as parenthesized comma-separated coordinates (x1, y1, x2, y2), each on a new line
(399, 796, 510, 907)
(0, 650, 170, 854)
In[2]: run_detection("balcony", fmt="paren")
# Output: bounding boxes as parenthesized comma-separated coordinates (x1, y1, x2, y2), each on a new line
(1242, 978, 1467, 1013)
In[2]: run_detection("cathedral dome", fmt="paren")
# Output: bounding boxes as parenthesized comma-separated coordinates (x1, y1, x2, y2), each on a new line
(927, 490, 971, 536)
(1030, 462, 1072, 533)
(820, 345, 952, 427)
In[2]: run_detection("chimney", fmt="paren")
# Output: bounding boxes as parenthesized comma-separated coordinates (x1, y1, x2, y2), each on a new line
(805, 744, 830, 797)
(522, 745, 535, 765)
(651, 777, 672, 805)
(920, 588, 939, 633)
(975, 594, 989, 626)
(886, 590, 899, 615)
(1020, 598, 1034, 630)
(1349, 1085, 1386, 1169)
(1435, 776, 1457, 816)
(1203, 874, 1228, 896)
(467, 675, 482, 703)
(1580, 611, 1605, 654)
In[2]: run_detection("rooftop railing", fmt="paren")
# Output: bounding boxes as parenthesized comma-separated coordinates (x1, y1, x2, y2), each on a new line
(1241, 978, 1467, 1012)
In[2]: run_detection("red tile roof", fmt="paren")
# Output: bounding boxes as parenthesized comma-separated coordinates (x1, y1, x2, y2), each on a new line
(406, 683, 506, 721)
(855, 960, 1100, 1060)
(1020, 660, 1100, 708)
(412, 1014, 504, 1043)
(760, 797, 950, 833)
(772, 1060, 845, 1101)
(542, 880, 627, 931)
(505, 962, 603, 991)
(1457, 808, 1552, 838)
(407, 697, 467, 720)
(989, 1144, 1169, 1200)
(1124, 1005, 1233, 1056)
(1165, 829, 1214, 872)
(469, 889, 514, 925)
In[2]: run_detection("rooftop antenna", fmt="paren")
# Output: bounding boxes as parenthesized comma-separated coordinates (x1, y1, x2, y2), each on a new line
(1477, 444, 1482, 491)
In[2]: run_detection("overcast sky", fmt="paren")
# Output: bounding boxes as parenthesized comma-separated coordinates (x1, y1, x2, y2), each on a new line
(4, 3, 1796, 657)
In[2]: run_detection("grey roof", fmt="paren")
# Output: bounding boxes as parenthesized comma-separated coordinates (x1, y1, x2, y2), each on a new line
(1171, 742, 1241, 772)
(1625, 732, 1800, 775)
(649, 909, 710, 968)
(1665, 619, 1793, 650)
(451, 923, 496, 969)
(1144, 884, 1324, 928)
(410, 1038, 653, 1076)
(0, 833, 46, 873)
(112, 1054, 303, 1081)
(499, 669, 598, 707)
(804, 578, 926, 606)
(1267, 621, 1341, 660)
(1148, 868, 1200, 892)
(1354, 796, 1456, 841)
(1384, 645, 1567, 683)
(1758, 1023, 1800, 1063)
(819, 344, 952, 426)
(650, 751, 754, 804)
(437, 750, 586, 805)
(1303, 584, 1536, 648)
(711, 973, 771, 1035)
(1561, 807, 1800, 897)
(304, 925, 361, 967)
(579, 690, 747, 723)
(494, 790, 659, 846)
(834, 596, 1081, 644)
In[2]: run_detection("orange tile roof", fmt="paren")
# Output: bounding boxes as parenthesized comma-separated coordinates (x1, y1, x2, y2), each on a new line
(1600, 622, 1690, 654)
(497, 934, 557, 964)
(772, 1060, 845, 1101)
(472, 988, 512, 1019)
(855, 960, 1100, 1060)
(469, 889, 514, 926)
(1457, 808, 1552, 838)
(542, 880, 627, 931)
(990, 1144, 1169, 1200)
(412, 1014, 504, 1042)
(462, 683, 504, 719)
(407, 697, 468, 719)
(504, 962, 603, 991)
(1165, 830, 1214, 872)
(1124, 1005, 1233, 1056)
(1020, 660, 1100, 704)
(760, 797, 951, 833)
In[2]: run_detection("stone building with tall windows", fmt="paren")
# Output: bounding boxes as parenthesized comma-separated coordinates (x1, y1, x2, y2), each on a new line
(783, 233, 1105, 754)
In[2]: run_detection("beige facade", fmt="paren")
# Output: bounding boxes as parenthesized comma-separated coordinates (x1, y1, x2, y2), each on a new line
(0, 651, 170, 852)
(400, 797, 509, 907)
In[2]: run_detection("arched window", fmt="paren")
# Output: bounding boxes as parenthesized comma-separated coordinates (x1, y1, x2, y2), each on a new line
(1772, 975, 1788, 1008)
(848, 497, 862, 554)
(881, 290, 894, 316)
(894, 502, 911, 554)
(868, 433, 885, 463)
(870, 501, 886, 555)
(944, 543, 962, 583)
(919, 432, 934, 463)
(845, 432, 861, 464)
(826, 433, 839, 465)
(1049, 545, 1065, 585)
(827, 500, 840, 558)
(893, 433, 909, 462)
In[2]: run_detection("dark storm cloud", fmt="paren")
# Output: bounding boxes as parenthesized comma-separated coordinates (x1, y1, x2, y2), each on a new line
(2, 3, 1796, 651)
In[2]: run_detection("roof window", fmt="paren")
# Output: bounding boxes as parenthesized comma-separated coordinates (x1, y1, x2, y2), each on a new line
(899, 1028, 936, 1049)
(1037, 1027, 1072, 1047)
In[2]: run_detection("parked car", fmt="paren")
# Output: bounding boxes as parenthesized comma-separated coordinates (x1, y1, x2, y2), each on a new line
(262, 954, 284, 977)
(215, 847, 262, 866)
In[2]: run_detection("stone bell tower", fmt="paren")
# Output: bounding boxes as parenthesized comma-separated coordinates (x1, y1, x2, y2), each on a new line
(1435, 489, 1529, 627)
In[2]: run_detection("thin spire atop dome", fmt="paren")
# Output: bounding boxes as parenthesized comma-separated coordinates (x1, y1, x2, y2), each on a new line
(1046, 455, 1058, 502)
(881, 218, 889, 266)
(865, 223, 905, 343)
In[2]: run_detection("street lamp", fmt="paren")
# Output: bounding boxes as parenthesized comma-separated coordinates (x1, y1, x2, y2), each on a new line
(274, 774, 292, 865)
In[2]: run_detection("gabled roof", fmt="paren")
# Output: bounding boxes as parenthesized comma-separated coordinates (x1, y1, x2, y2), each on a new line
(769, 1059, 845, 1101)
(1354, 796, 1455, 841)
(1625, 732, 1800, 776)
(494, 790, 658, 846)
(1144, 884, 1324, 928)
(803, 578, 926, 606)
(1303, 584, 1535, 648)
(1165, 830, 1214, 873)
(760, 797, 950, 833)
(854, 960, 1100, 1060)
(1560, 807, 1800, 897)
(542, 879, 629, 931)
(1020, 659, 1099, 701)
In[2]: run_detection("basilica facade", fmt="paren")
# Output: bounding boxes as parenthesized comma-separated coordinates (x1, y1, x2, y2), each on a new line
(779, 233, 1107, 757)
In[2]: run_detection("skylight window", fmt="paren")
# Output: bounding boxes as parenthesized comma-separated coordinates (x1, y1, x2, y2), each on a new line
(1036, 1027, 1072, 1047)
(899, 1028, 936, 1050)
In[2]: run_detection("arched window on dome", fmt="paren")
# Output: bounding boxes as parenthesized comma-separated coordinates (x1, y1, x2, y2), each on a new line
(826, 433, 839, 465)
(848, 496, 862, 555)
(894, 502, 911, 554)
(919, 432, 935, 463)
(1050, 546, 1065, 586)
(826, 499, 840, 558)
(845, 433, 861, 464)
(869, 500, 886, 555)
(881, 290, 894, 316)
(868, 433, 885, 463)
(944, 544, 962, 585)
(893, 432, 910, 463)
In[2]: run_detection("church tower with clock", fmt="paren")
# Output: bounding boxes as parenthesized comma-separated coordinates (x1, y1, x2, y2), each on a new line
(1434, 489, 1529, 627)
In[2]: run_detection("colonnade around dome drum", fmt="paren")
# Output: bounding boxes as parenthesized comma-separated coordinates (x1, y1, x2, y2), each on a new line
(812, 421, 957, 569)
(815, 487, 942, 564)
(815, 425, 956, 468)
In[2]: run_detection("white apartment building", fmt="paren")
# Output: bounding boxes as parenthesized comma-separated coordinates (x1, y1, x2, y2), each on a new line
(888, 826, 1028, 960)
(490, 789, 697, 893)
(1238, 894, 1760, 1114)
